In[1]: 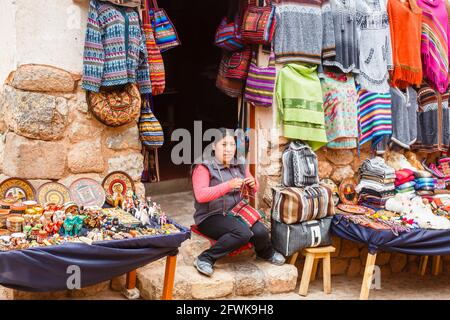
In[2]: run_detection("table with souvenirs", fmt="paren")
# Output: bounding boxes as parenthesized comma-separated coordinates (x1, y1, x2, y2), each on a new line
(0, 171, 190, 299)
(327, 155, 450, 300)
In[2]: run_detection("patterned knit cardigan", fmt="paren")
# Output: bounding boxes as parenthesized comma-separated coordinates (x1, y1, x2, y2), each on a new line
(82, 0, 151, 94)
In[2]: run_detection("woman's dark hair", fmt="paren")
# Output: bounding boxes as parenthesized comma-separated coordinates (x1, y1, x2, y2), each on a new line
(189, 128, 236, 178)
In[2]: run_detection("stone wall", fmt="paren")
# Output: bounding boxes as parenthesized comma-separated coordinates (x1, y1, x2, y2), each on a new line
(0, 64, 146, 197)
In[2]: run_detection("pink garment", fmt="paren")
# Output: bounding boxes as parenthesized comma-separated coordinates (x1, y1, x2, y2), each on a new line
(394, 175, 415, 187)
(395, 169, 415, 181)
(416, 0, 450, 93)
(192, 164, 259, 204)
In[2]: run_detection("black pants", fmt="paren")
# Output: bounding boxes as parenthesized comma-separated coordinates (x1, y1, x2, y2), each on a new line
(197, 214, 275, 265)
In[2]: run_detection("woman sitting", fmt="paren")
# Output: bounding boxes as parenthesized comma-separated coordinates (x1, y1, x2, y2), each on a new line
(192, 128, 285, 276)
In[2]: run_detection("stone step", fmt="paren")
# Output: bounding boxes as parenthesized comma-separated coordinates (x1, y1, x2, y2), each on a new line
(136, 257, 298, 300)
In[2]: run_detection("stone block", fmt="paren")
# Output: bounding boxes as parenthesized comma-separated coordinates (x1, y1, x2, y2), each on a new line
(232, 262, 265, 296)
(325, 149, 354, 166)
(340, 240, 360, 258)
(347, 258, 361, 277)
(67, 138, 104, 173)
(108, 153, 144, 181)
(3, 85, 69, 141)
(389, 253, 407, 273)
(106, 125, 141, 151)
(331, 166, 355, 183)
(10, 64, 77, 93)
(259, 261, 297, 294)
(3, 133, 67, 180)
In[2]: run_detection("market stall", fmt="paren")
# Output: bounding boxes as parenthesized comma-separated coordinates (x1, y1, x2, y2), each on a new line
(0, 173, 190, 299)
(332, 214, 450, 300)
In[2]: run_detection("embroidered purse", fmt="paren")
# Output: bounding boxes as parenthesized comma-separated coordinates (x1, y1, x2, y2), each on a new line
(241, 0, 276, 45)
(149, 0, 181, 52)
(228, 184, 265, 228)
(244, 49, 276, 107)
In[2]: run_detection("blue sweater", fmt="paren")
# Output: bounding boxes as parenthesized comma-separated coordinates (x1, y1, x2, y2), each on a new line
(82, 0, 151, 93)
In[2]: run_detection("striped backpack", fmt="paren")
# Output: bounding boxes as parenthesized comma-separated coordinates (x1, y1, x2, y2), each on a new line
(139, 96, 164, 147)
(282, 141, 319, 187)
(149, 0, 181, 52)
(244, 50, 276, 107)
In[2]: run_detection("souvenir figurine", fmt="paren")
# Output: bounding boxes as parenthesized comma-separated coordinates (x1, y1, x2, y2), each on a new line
(53, 210, 66, 224)
(159, 211, 167, 226)
(61, 214, 75, 236)
(112, 184, 124, 208)
(122, 191, 134, 214)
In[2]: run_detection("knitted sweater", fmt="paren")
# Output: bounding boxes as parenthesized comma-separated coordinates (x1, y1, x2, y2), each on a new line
(322, 0, 360, 73)
(356, 0, 393, 93)
(273, 0, 336, 65)
(387, 0, 423, 89)
(82, 0, 151, 93)
(416, 0, 450, 94)
(276, 64, 328, 150)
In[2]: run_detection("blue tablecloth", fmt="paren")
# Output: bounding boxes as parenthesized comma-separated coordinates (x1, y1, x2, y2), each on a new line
(331, 215, 450, 256)
(0, 222, 190, 292)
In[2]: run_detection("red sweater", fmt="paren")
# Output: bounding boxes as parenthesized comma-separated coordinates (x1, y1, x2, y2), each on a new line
(192, 164, 259, 203)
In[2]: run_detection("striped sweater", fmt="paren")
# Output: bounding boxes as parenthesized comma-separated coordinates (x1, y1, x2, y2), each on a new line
(82, 0, 151, 93)
(413, 83, 450, 152)
(357, 86, 392, 149)
(273, 0, 336, 65)
(416, 0, 450, 94)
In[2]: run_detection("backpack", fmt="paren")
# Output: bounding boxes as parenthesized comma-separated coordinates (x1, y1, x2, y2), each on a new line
(282, 141, 319, 187)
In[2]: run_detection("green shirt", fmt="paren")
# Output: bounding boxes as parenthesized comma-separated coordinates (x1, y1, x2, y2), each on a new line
(276, 63, 328, 150)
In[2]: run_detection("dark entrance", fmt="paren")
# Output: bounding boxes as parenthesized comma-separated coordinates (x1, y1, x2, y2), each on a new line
(149, 0, 239, 183)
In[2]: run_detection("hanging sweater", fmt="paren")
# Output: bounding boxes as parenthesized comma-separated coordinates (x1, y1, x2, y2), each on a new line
(355, 0, 393, 93)
(390, 86, 418, 149)
(322, 0, 360, 73)
(387, 0, 423, 89)
(416, 0, 450, 93)
(320, 71, 358, 149)
(357, 85, 393, 149)
(276, 64, 328, 150)
(82, 0, 151, 93)
(273, 1, 336, 65)
(413, 83, 450, 152)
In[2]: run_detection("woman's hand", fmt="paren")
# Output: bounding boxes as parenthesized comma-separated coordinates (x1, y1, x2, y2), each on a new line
(228, 178, 244, 190)
(244, 177, 256, 189)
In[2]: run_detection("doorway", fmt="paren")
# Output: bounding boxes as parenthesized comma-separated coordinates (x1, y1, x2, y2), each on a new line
(149, 0, 239, 184)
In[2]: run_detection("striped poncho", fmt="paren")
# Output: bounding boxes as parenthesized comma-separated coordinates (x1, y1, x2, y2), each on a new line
(357, 86, 392, 150)
(416, 0, 450, 93)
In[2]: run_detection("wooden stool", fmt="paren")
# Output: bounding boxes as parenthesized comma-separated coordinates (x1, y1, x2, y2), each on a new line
(419, 256, 442, 276)
(297, 246, 336, 296)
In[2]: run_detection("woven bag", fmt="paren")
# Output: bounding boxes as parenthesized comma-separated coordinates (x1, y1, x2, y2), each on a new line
(149, 0, 181, 52)
(87, 84, 141, 127)
(143, 0, 165, 95)
(139, 96, 164, 147)
(244, 49, 276, 107)
(241, 0, 276, 45)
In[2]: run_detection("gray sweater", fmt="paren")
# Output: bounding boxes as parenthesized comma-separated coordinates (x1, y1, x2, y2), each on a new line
(355, 0, 393, 93)
(274, 0, 336, 65)
(323, 0, 360, 73)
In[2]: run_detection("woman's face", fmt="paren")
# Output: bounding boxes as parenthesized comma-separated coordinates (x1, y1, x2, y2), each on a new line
(214, 135, 236, 165)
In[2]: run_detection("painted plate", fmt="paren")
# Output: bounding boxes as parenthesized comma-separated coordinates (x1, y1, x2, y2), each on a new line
(37, 182, 71, 205)
(338, 178, 359, 205)
(337, 204, 369, 215)
(0, 178, 35, 201)
(69, 178, 106, 208)
(102, 171, 135, 205)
